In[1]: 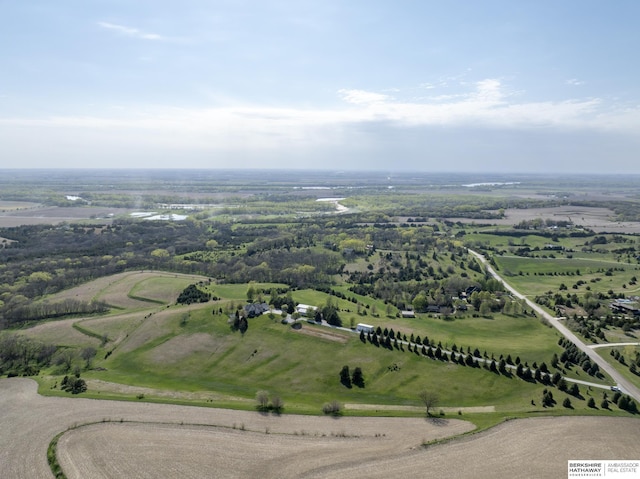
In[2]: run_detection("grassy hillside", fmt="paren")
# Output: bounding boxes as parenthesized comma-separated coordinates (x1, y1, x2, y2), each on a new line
(15, 272, 631, 419)
(94, 308, 547, 412)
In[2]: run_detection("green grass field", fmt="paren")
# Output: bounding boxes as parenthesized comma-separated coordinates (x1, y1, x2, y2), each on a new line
(93, 308, 568, 413)
(593, 345, 640, 390)
(18, 271, 633, 419)
(494, 256, 640, 296)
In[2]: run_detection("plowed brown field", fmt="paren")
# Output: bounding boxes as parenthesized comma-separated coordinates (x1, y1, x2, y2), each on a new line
(2, 378, 639, 479)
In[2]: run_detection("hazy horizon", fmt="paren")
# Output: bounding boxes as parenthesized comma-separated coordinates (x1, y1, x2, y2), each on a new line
(2, 1, 639, 173)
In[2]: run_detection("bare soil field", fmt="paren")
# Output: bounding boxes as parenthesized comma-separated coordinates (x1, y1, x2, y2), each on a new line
(450, 205, 640, 233)
(2, 378, 639, 479)
(57, 404, 640, 479)
(308, 415, 640, 479)
(0, 378, 472, 479)
(294, 325, 350, 343)
(0, 206, 129, 227)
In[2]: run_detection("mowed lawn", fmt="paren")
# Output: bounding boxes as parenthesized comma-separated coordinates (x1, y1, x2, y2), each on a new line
(23, 271, 603, 416)
(293, 286, 563, 366)
(212, 283, 290, 301)
(594, 345, 640, 390)
(94, 305, 558, 413)
(494, 256, 640, 296)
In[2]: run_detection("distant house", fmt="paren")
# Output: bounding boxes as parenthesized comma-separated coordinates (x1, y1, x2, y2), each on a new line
(401, 310, 415, 318)
(461, 286, 481, 299)
(426, 305, 441, 314)
(611, 301, 640, 316)
(295, 304, 318, 317)
(244, 302, 269, 318)
(356, 323, 374, 333)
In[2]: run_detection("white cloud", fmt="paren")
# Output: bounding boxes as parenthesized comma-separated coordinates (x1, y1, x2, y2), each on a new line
(338, 89, 390, 105)
(97, 22, 164, 41)
(333, 80, 621, 131)
(566, 78, 585, 86)
(1, 80, 639, 157)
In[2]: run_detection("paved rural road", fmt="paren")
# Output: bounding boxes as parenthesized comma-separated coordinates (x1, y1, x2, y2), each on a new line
(469, 249, 640, 403)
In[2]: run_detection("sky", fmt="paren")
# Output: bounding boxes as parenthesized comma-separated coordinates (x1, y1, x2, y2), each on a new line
(1, 1, 639, 173)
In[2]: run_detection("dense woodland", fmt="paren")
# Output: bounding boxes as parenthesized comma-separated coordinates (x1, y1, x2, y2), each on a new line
(0, 213, 499, 328)
(2, 171, 640, 334)
(2, 204, 639, 331)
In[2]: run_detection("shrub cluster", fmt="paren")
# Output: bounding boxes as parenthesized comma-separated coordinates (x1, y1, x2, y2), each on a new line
(176, 284, 211, 304)
(61, 375, 87, 394)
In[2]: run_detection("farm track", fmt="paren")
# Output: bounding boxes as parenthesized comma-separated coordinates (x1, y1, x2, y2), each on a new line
(3, 378, 639, 479)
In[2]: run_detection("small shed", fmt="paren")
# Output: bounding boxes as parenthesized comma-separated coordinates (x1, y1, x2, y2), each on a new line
(356, 323, 374, 334)
(296, 304, 318, 317)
